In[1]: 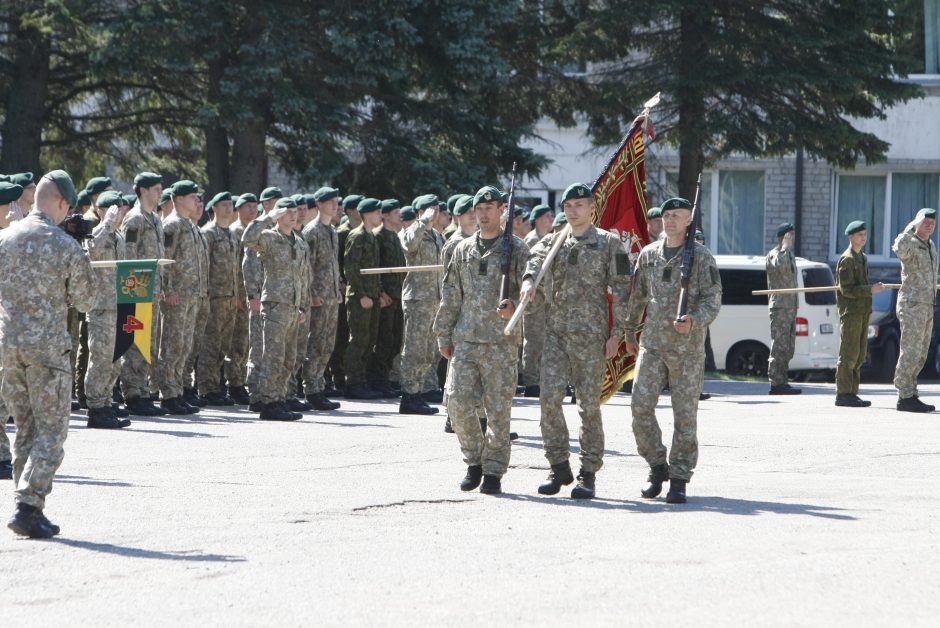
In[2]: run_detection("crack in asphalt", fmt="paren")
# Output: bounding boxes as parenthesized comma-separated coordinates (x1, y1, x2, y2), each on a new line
(352, 498, 473, 512)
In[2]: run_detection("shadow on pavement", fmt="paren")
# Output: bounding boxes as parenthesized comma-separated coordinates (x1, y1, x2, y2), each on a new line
(307, 420, 397, 428)
(52, 538, 247, 562)
(120, 414, 255, 426)
(498, 493, 857, 520)
(127, 428, 220, 438)
(55, 475, 138, 488)
(509, 435, 636, 458)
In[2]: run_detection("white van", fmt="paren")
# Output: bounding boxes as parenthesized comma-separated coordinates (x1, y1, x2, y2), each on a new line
(709, 255, 839, 378)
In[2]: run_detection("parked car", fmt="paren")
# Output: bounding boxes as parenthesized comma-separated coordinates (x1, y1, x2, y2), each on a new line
(864, 289, 940, 382)
(709, 255, 840, 379)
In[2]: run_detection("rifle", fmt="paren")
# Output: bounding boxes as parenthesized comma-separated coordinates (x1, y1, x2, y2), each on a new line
(676, 173, 703, 322)
(498, 162, 517, 309)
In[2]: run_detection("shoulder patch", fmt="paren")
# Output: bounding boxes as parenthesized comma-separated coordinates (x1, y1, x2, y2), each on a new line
(164, 233, 174, 248)
(710, 266, 721, 285)
(615, 253, 630, 276)
(125, 228, 138, 243)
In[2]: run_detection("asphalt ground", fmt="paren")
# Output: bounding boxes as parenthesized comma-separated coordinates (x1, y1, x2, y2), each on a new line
(2, 379, 939, 626)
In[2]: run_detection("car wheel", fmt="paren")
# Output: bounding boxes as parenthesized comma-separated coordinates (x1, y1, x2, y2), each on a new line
(878, 336, 898, 383)
(725, 342, 769, 377)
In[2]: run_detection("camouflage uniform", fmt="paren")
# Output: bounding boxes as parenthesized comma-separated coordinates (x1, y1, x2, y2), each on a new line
(242, 217, 310, 405)
(184, 226, 210, 391)
(119, 205, 164, 401)
(521, 229, 551, 387)
(197, 219, 238, 395)
(400, 217, 444, 395)
(226, 220, 250, 388)
(892, 229, 937, 398)
(624, 240, 722, 481)
(83, 219, 126, 410)
(343, 225, 382, 387)
(0, 373, 10, 464)
(157, 212, 202, 400)
(526, 226, 631, 473)
(765, 244, 798, 387)
(242, 233, 265, 393)
(433, 232, 529, 477)
(372, 224, 406, 387)
(441, 229, 484, 417)
(835, 247, 872, 396)
(288, 228, 314, 395)
(302, 219, 342, 395)
(0, 210, 97, 508)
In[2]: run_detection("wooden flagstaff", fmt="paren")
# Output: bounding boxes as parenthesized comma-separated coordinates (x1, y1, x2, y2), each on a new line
(752, 283, 940, 296)
(359, 264, 443, 275)
(90, 258, 175, 268)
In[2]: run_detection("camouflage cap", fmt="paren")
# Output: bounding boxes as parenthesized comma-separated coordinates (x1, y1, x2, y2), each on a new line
(552, 212, 568, 229)
(357, 197, 382, 214)
(235, 193, 258, 208)
(171, 180, 200, 197)
(342, 194, 364, 210)
(413, 194, 439, 211)
(381, 199, 401, 214)
(661, 197, 692, 212)
(84, 176, 112, 195)
(0, 182, 24, 205)
(776, 222, 795, 238)
(313, 186, 340, 203)
(95, 190, 122, 208)
(9, 172, 34, 187)
(133, 172, 162, 188)
(844, 220, 866, 236)
(452, 194, 474, 216)
(400, 206, 416, 221)
(530, 204, 552, 223)
(562, 182, 592, 203)
(259, 186, 283, 202)
(472, 186, 501, 207)
(45, 170, 79, 208)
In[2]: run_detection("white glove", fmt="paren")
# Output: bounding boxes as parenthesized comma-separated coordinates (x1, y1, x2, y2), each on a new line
(420, 206, 437, 222)
(267, 205, 290, 220)
(103, 205, 121, 228)
(905, 213, 926, 233)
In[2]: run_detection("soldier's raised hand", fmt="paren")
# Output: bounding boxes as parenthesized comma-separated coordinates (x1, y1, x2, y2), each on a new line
(103, 205, 121, 228)
(420, 206, 437, 222)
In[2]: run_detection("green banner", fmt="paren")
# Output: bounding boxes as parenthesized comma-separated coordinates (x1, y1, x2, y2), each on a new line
(115, 260, 158, 304)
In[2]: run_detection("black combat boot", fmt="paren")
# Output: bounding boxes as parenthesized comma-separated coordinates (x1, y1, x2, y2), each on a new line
(345, 382, 382, 400)
(87, 407, 128, 429)
(7, 503, 57, 538)
(852, 395, 872, 407)
(399, 393, 438, 415)
(666, 479, 687, 504)
(161, 397, 193, 415)
(307, 393, 339, 411)
(126, 396, 165, 416)
(460, 465, 483, 491)
(913, 395, 935, 412)
(422, 389, 444, 404)
(259, 402, 302, 422)
(897, 396, 928, 413)
(444, 416, 454, 433)
(112, 404, 130, 418)
(228, 386, 251, 405)
(641, 463, 670, 499)
(479, 475, 502, 495)
(183, 388, 206, 407)
(835, 394, 866, 407)
(571, 470, 595, 499)
(286, 397, 311, 412)
(537, 461, 575, 495)
(769, 384, 801, 395)
(523, 385, 540, 398)
(0, 460, 12, 480)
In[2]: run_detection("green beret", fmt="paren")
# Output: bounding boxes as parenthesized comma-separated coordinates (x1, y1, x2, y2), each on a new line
(916, 208, 937, 220)
(275, 197, 297, 209)
(452, 194, 474, 216)
(134, 172, 162, 188)
(646, 207, 662, 219)
(357, 197, 381, 214)
(844, 220, 866, 236)
(171, 180, 200, 197)
(84, 176, 112, 195)
(122, 193, 137, 207)
(661, 197, 692, 212)
(304, 194, 318, 209)
(0, 182, 24, 205)
(46, 170, 79, 208)
(381, 199, 401, 214)
(520, 206, 531, 220)
(530, 204, 552, 223)
(776, 222, 795, 238)
(159, 189, 173, 206)
(473, 186, 501, 207)
(9, 172, 34, 187)
(339, 215, 349, 225)
(313, 187, 340, 203)
(413, 194, 439, 211)
(342, 194, 364, 210)
(562, 182, 592, 203)
(291, 193, 307, 207)
(259, 186, 283, 202)
(235, 193, 257, 208)
(96, 191, 122, 208)
(513, 204, 525, 217)
(552, 212, 568, 229)
(446, 194, 464, 214)
(207, 191, 232, 211)
(400, 206, 416, 221)
(76, 189, 92, 209)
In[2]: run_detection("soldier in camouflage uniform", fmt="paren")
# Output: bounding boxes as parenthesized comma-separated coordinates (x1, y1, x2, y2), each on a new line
(301, 187, 343, 411)
(399, 194, 445, 414)
(521, 204, 554, 397)
(197, 192, 239, 405)
(183, 194, 211, 407)
(83, 192, 131, 429)
(646, 206, 663, 241)
(520, 184, 630, 500)
(2, 170, 96, 538)
(892, 208, 938, 412)
(835, 221, 886, 408)
(242, 197, 310, 421)
(433, 186, 529, 495)
(226, 194, 258, 405)
(157, 181, 205, 415)
(623, 197, 723, 504)
(766, 222, 801, 395)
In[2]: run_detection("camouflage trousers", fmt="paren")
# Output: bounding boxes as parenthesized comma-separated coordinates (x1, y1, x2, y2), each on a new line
(74, 311, 89, 401)
(372, 300, 403, 385)
(84, 309, 122, 409)
(225, 304, 250, 387)
(246, 309, 264, 392)
(184, 296, 209, 391)
(401, 299, 438, 395)
(894, 301, 933, 398)
(631, 346, 704, 481)
(446, 342, 517, 477)
(288, 306, 310, 397)
(521, 304, 547, 387)
(121, 300, 161, 401)
(328, 301, 349, 387)
(0, 369, 9, 462)
(345, 298, 381, 386)
(303, 303, 338, 395)
(252, 301, 301, 405)
(835, 310, 867, 395)
(198, 296, 237, 395)
(768, 307, 796, 387)
(157, 298, 198, 399)
(1, 345, 72, 509)
(539, 330, 607, 473)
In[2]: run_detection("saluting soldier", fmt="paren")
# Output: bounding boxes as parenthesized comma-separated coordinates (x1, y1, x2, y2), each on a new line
(433, 185, 529, 495)
(521, 204, 554, 397)
(371, 198, 407, 397)
(766, 222, 801, 395)
(892, 208, 937, 412)
(119, 172, 166, 416)
(226, 194, 258, 405)
(245, 187, 282, 405)
(623, 197, 722, 504)
(835, 221, 886, 408)
(520, 184, 630, 500)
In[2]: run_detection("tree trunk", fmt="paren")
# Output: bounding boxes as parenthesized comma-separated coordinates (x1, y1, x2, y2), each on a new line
(230, 118, 268, 194)
(204, 57, 230, 196)
(0, 22, 50, 175)
(675, 5, 708, 202)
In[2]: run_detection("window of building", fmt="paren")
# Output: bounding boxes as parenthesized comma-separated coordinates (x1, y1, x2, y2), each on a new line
(890, 173, 940, 256)
(895, 0, 940, 75)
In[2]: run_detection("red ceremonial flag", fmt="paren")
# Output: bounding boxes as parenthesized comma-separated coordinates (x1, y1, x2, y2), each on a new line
(591, 118, 651, 403)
